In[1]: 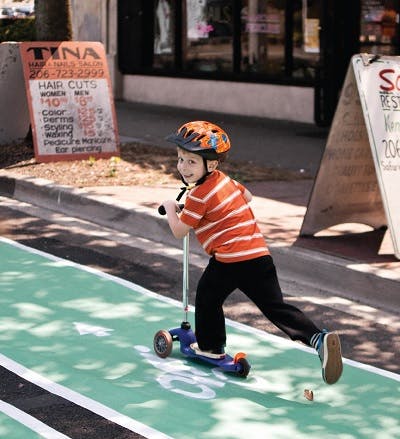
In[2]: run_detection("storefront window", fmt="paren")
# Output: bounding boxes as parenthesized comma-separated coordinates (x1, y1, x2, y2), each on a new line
(119, 0, 338, 84)
(183, 0, 233, 72)
(153, 0, 175, 69)
(360, 0, 399, 55)
(240, 0, 285, 76)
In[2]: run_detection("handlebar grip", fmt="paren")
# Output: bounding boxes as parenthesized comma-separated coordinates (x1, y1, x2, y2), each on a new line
(158, 204, 185, 216)
(158, 205, 166, 215)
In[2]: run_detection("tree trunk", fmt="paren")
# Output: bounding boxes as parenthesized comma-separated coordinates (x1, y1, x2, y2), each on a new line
(25, 1, 73, 144)
(34, 0, 73, 41)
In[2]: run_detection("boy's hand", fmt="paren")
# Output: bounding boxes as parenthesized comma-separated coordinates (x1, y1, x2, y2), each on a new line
(160, 200, 191, 239)
(161, 200, 181, 214)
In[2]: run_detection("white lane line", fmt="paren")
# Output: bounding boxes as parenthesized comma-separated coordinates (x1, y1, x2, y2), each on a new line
(0, 354, 172, 439)
(0, 399, 70, 438)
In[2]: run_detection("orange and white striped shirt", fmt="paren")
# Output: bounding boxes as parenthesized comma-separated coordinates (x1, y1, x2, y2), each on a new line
(180, 170, 270, 263)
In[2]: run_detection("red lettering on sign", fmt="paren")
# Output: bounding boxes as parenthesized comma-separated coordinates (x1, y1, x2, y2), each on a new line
(379, 69, 395, 91)
(378, 68, 400, 92)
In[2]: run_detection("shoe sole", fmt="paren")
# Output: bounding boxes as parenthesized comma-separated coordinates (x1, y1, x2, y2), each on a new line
(190, 343, 226, 360)
(322, 332, 343, 385)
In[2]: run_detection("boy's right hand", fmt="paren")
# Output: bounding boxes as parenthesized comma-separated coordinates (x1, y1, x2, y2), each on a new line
(159, 201, 191, 239)
(159, 200, 183, 216)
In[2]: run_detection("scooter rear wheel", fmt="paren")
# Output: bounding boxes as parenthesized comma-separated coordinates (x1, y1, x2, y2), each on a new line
(153, 329, 173, 358)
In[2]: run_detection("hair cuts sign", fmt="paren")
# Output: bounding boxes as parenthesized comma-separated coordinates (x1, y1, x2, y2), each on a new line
(19, 41, 119, 162)
(301, 54, 400, 259)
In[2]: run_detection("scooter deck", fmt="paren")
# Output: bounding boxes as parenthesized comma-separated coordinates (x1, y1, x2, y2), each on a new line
(168, 326, 250, 376)
(182, 345, 239, 369)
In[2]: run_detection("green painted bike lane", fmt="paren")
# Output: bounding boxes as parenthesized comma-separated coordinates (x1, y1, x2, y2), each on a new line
(0, 401, 70, 438)
(0, 411, 41, 439)
(0, 237, 399, 439)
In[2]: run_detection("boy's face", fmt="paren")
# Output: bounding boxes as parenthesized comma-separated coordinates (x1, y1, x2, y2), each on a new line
(177, 148, 207, 184)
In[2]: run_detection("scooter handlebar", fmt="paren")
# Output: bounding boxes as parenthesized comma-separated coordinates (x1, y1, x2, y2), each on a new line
(158, 204, 185, 215)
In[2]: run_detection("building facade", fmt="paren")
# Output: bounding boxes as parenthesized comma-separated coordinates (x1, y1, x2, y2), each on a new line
(73, 1, 400, 125)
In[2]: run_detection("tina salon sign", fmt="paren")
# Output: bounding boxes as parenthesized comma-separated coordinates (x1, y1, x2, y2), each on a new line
(20, 41, 119, 162)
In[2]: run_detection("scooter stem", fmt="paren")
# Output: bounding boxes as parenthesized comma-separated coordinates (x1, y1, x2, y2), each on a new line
(182, 234, 190, 324)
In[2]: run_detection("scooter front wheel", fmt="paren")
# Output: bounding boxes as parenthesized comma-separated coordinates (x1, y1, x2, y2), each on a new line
(153, 329, 173, 358)
(236, 357, 250, 377)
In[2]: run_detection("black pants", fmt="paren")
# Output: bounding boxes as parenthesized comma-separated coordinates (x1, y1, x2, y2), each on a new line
(195, 255, 321, 351)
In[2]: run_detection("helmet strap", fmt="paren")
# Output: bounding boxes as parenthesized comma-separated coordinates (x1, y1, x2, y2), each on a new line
(177, 157, 217, 199)
(176, 179, 203, 202)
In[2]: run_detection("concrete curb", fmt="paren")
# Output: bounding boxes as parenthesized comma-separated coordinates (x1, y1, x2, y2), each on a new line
(0, 172, 179, 249)
(1, 171, 398, 313)
(271, 245, 399, 313)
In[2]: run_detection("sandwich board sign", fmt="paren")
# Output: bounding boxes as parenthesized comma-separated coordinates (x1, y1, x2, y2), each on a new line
(19, 41, 119, 162)
(301, 54, 400, 259)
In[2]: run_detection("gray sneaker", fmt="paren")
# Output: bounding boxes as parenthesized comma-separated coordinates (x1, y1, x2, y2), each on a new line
(316, 331, 343, 384)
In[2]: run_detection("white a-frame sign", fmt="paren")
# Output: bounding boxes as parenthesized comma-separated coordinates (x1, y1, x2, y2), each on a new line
(301, 54, 400, 259)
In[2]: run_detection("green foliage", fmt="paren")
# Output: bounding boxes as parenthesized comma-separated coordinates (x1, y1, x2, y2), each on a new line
(0, 18, 36, 43)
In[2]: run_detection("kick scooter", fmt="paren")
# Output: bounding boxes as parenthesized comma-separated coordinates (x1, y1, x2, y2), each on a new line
(153, 205, 251, 377)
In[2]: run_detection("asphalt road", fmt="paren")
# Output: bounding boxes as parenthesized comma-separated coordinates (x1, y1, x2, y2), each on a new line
(0, 198, 399, 438)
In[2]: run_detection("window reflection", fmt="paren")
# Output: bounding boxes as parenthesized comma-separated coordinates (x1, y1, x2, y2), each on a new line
(154, 0, 175, 69)
(360, 0, 398, 55)
(148, 1, 400, 81)
(292, 0, 319, 80)
(152, 1, 325, 79)
(240, 0, 285, 75)
(183, 0, 233, 73)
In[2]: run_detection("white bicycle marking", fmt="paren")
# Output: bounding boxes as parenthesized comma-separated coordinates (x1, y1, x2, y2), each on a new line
(73, 322, 114, 337)
(134, 345, 269, 400)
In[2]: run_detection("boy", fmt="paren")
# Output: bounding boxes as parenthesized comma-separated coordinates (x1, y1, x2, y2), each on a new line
(161, 121, 343, 385)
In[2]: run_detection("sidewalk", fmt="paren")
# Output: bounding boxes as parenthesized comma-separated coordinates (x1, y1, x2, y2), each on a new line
(115, 100, 328, 176)
(1, 101, 400, 313)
